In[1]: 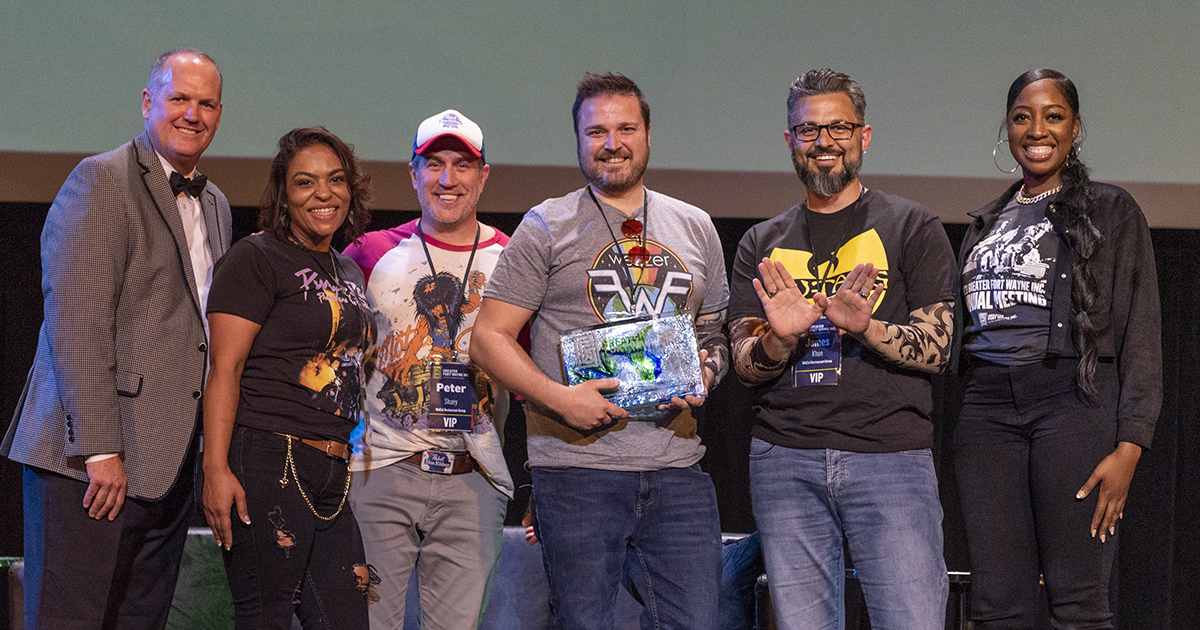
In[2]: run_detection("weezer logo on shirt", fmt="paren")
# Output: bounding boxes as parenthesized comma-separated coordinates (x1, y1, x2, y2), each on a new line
(769, 229, 889, 313)
(586, 237, 693, 321)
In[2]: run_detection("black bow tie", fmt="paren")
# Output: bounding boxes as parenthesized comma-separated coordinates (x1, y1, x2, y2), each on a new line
(169, 171, 208, 199)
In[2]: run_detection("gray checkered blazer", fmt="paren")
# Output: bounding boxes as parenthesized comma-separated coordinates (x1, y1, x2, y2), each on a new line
(2, 131, 232, 500)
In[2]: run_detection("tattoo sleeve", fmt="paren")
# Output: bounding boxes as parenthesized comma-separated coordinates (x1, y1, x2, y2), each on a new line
(695, 309, 730, 390)
(860, 301, 954, 374)
(729, 316, 803, 386)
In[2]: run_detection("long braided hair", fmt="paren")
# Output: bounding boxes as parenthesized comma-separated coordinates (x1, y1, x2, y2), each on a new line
(1005, 69, 1103, 393)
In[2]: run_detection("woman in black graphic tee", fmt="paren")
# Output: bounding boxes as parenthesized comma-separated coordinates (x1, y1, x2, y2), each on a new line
(954, 70, 1161, 628)
(202, 127, 376, 630)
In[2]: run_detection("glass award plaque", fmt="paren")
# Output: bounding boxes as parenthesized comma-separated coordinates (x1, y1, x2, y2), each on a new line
(560, 311, 704, 413)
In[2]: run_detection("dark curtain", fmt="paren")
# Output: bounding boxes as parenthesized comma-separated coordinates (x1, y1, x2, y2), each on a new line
(1, 203, 1196, 628)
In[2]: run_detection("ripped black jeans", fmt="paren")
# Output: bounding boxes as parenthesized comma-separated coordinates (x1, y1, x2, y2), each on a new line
(224, 426, 371, 630)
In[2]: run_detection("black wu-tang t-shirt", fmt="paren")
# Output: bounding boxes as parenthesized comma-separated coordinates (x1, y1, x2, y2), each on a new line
(728, 190, 957, 452)
(208, 232, 376, 443)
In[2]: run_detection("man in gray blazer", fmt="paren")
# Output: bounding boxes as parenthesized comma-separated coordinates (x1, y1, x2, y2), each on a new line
(2, 48, 231, 629)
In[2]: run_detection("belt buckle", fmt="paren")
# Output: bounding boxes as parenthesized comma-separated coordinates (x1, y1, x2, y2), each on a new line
(420, 451, 456, 475)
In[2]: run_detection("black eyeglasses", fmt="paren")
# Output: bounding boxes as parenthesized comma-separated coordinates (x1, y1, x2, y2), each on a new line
(791, 122, 864, 142)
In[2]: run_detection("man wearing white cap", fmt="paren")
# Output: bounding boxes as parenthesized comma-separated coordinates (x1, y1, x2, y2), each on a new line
(345, 109, 513, 630)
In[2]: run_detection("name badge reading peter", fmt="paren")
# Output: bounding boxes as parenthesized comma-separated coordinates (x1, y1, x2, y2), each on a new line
(428, 361, 476, 431)
(794, 317, 841, 387)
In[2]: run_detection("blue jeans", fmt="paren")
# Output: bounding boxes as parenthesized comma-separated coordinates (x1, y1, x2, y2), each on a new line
(530, 465, 722, 630)
(720, 531, 765, 630)
(749, 440, 948, 630)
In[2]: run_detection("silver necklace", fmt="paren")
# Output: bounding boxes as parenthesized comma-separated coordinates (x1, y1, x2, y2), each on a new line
(1015, 184, 1062, 205)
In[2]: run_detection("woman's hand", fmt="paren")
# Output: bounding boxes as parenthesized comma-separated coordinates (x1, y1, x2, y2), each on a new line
(203, 465, 249, 551)
(1076, 441, 1142, 543)
(202, 312, 262, 551)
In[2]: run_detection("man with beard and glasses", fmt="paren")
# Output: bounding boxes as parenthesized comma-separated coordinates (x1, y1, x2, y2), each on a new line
(472, 72, 729, 630)
(726, 69, 957, 629)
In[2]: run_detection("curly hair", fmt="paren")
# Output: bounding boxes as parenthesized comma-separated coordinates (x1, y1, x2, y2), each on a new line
(1005, 69, 1103, 393)
(259, 126, 372, 248)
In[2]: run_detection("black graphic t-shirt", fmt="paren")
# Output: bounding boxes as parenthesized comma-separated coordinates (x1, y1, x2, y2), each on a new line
(208, 232, 376, 442)
(729, 190, 958, 452)
(962, 195, 1059, 365)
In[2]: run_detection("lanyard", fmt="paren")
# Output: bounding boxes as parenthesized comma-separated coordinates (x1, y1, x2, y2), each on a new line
(415, 219, 481, 345)
(802, 186, 867, 289)
(587, 187, 648, 312)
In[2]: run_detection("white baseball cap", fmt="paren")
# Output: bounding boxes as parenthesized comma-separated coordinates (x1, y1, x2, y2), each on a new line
(412, 109, 484, 160)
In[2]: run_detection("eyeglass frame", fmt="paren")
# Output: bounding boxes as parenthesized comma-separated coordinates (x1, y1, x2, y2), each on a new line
(790, 121, 865, 142)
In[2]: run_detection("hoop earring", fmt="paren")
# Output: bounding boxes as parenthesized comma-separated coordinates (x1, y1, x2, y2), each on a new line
(993, 139, 1018, 174)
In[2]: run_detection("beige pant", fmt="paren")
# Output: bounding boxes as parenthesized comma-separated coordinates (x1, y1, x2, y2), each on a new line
(349, 460, 508, 630)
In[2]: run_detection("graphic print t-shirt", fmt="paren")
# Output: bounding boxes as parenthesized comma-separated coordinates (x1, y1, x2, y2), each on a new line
(208, 232, 375, 443)
(485, 187, 729, 470)
(962, 195, 1059, 365)
(727, 190, 957, 452)
(343, 221, 513, 494)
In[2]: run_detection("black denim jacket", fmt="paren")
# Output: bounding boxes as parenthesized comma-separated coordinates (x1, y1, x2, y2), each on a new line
(952, 180, 1162, 448)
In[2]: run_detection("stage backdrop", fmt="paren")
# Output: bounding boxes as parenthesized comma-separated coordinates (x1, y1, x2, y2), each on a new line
(2, 0, 1199, 185)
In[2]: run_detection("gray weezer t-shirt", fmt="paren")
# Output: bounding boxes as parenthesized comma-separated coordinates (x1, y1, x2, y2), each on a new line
(484, 187, 728, 471)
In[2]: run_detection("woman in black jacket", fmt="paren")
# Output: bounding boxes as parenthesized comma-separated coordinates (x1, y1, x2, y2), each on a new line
(954, 69, 1161, 629)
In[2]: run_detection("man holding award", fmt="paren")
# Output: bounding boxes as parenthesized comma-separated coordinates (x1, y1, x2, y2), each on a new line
(472, 72, 729, 630)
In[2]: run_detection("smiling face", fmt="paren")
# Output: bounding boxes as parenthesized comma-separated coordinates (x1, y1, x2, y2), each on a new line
(576, 94, 650, 196)
(410, 146, 490, 233)
(285, 144, 352, 251)
(1007, 78, 1080, 194)
(786, 92, 871, 199)
(142, 53, 222, 174)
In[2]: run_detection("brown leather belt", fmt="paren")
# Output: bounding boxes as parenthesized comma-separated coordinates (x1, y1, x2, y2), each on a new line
(401, 450, 477, 475)
(277, 433, 350, 461)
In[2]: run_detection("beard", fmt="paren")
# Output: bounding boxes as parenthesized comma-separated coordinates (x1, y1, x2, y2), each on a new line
(794, 149, 863, 198)
(580, 146, 649, 195)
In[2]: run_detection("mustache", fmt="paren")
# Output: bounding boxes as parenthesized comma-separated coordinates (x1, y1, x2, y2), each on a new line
(806, 148, 844, 159)
(595, 148, 632, 160)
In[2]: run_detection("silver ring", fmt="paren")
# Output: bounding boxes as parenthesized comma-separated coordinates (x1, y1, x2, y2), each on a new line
(768, 290, 778, 298)
(858, 291, 867, 299)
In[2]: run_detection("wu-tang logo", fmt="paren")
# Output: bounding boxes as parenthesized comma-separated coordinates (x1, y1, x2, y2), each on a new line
(768, 229, 889, 313)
